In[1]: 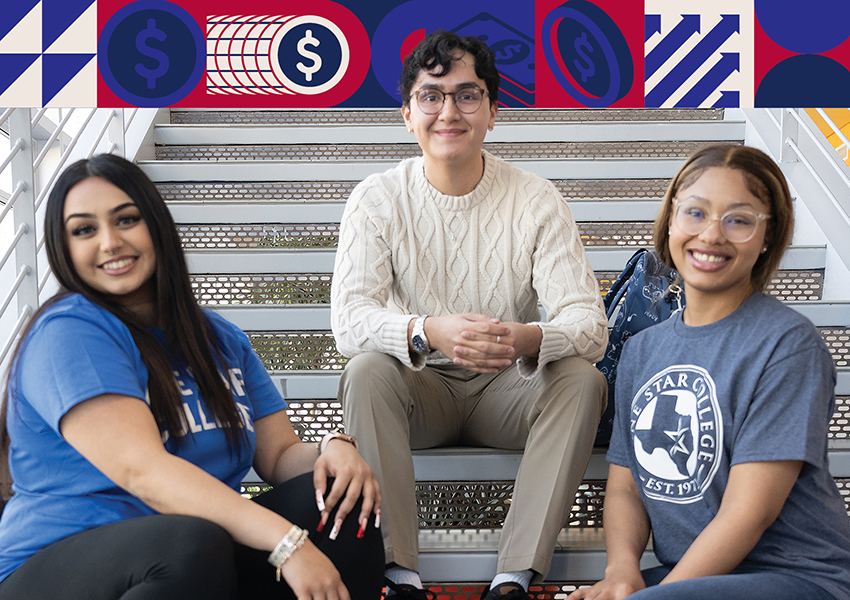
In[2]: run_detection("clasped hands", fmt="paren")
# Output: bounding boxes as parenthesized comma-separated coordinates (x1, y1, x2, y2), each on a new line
(424, 313, 541, 374)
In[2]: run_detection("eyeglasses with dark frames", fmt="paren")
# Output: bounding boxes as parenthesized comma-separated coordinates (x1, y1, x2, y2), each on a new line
(409, 87, 488, 115)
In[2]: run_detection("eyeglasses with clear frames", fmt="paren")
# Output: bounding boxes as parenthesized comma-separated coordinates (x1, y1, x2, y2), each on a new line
(673, 199, 771, 243)
(410, 87, 488, 115)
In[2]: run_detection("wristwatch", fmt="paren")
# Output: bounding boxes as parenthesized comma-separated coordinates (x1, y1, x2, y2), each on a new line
(411, 315, 431, 355)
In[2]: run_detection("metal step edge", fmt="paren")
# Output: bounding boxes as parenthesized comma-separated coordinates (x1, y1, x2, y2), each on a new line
(167, 200, 664, 224)
(417, 528, 660, 583)
(269, 369, 850, 400)
(212, 299, 850, 330)
(241, 444, 850, 482)
(187, 245, 827, 275)
(139, 158, 687, 182)
(154, 121, 746, 145)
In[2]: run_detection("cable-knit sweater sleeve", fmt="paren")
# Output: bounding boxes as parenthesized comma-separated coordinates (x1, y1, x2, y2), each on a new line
(331, 170, 425, 370)
(517, 177, 608, 377)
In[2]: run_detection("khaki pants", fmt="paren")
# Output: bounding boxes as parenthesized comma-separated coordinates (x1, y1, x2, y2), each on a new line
(339, 352, 607, 580)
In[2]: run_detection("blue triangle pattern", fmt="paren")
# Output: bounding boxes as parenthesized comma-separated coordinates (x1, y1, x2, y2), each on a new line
(0, 54, 40, 96)
(42, 0, 95, 51)
(42, 53, 94, 104)
(0, 0, 39, 45)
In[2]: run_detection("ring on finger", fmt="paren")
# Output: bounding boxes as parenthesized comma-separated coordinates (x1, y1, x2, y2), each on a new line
(496, 335, 502, 344)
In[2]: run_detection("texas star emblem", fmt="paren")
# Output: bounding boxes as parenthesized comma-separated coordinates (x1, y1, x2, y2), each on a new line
(630, 365, 723, 504)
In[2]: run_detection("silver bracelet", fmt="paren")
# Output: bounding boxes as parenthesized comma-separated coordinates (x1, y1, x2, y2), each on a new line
(268, 525, 309, 582)
(318, 430, 358, 456)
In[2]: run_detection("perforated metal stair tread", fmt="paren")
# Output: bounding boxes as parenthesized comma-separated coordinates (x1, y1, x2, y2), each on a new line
(158, 179, 671, 201)
(190, 270, 825, 305)
(169, 108, 725, 126)
(156, 140, 729, 162)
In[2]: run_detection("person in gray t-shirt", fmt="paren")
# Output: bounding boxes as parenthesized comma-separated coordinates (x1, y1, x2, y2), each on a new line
(570, 144, 850, 600)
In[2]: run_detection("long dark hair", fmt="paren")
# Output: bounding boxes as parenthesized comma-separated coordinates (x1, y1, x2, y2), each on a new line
(654, 144, 794, 292)
(1, 154, 245, 458)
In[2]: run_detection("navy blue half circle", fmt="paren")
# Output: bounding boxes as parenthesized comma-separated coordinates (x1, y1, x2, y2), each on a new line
(755, 0, 850, 54)
(755, 54, 850, 107)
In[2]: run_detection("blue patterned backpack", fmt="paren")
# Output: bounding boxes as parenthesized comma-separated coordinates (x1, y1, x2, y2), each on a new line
(594, 249, 684, 446)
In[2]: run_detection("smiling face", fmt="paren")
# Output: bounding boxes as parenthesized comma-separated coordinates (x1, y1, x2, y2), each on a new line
(63, 177, 157, 315)
(668, 166, 770, 310)
(401, 51, 497, 175)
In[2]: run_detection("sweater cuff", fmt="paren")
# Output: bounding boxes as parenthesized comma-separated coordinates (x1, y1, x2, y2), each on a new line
(392, 314, 427, 371)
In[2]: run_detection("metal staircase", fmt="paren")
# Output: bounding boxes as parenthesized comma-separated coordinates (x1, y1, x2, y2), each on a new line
(132, 107, 850, 598)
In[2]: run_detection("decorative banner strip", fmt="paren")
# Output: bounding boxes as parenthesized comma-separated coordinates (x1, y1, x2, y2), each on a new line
(1, 0, 848, 107)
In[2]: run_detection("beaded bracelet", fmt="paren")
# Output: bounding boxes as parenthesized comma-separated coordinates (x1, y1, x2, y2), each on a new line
(268, 525, 309, 582)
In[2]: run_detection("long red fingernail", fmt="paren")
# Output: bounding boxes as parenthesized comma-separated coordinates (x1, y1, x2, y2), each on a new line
(317, 513, 327, 532)
(357, 523, 365, 539)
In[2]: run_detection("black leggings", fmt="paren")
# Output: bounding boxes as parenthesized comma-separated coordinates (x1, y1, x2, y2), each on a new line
(0, 473, 385, 600)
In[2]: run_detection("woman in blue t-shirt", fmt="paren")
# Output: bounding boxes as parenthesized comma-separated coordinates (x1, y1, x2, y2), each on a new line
(570, 144, 850, 600)
(0, 154, 384, 599)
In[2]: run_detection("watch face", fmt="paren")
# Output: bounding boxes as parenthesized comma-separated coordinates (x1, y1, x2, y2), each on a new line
(412, 334, 428, 354)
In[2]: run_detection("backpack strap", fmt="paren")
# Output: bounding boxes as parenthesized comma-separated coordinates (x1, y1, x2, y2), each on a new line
(603, 248, 648, 318)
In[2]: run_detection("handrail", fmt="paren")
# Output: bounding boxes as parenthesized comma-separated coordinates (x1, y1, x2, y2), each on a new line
(0, 306, 32, 368)
(33, 110, 97, 210)
(0, 139, 25, 175)
(0, 266, 32, 329)
(30, 108, 48, 128)
(815, 108, 850, 157)
(0, 182, 26, 225)
(85, 110, 117, 159)
(787, 109, 850, 190)
(124, 108, 139, 132)
(0, 108, 13, 130)
(0, 225, 29, 274)
(785, 137, 850, 228)
(32, 109, 75, 171)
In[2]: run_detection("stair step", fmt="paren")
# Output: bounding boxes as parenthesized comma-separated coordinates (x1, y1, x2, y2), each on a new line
(416, 528, 660, 583)
(167, 200, 665, 223)
(157, 179, 672, 202)
(210, 300, 849, 330)
(271, 369, 850, 401)
(140, 158, 687, 181)
(168, 108, 726, 126)
(184, 245, 827, 274)
(154, 140, 731, 165)
(237, 327, 850, 371)
(154, 120, 744, 146)
(191, 269, 825, 305)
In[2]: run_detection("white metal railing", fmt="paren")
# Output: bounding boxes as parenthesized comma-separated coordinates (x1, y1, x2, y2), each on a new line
(742, 108, 850, 278)
(0, 108, 161, 373)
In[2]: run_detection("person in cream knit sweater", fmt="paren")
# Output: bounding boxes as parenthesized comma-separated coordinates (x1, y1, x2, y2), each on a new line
(331, 30, 608, 600)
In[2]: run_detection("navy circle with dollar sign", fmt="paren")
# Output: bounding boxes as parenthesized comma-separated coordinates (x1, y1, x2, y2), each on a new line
(277, 22, 343, 90)
(98, 0, 205, 106)
(542, 0, 633, 107)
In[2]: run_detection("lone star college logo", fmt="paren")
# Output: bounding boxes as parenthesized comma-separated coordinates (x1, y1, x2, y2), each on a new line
(630, 365, 723, 504)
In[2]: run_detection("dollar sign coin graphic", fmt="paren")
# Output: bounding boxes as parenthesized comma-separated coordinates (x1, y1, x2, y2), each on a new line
(135, 19, 170, 89)
(573, 32, 595, 83)
(98, 0, 205, 106)
(272, 17, 349, 95)
(296, 30, 322, 82)
(541, 0, 633, 107)
(491, 40, 530, 66)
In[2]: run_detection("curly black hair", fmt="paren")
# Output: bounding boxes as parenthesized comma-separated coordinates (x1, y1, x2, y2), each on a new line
(399, 30, 499, 107)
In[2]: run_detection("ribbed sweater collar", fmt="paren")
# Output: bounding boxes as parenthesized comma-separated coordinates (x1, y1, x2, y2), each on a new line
(413, 151, 497, 212)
